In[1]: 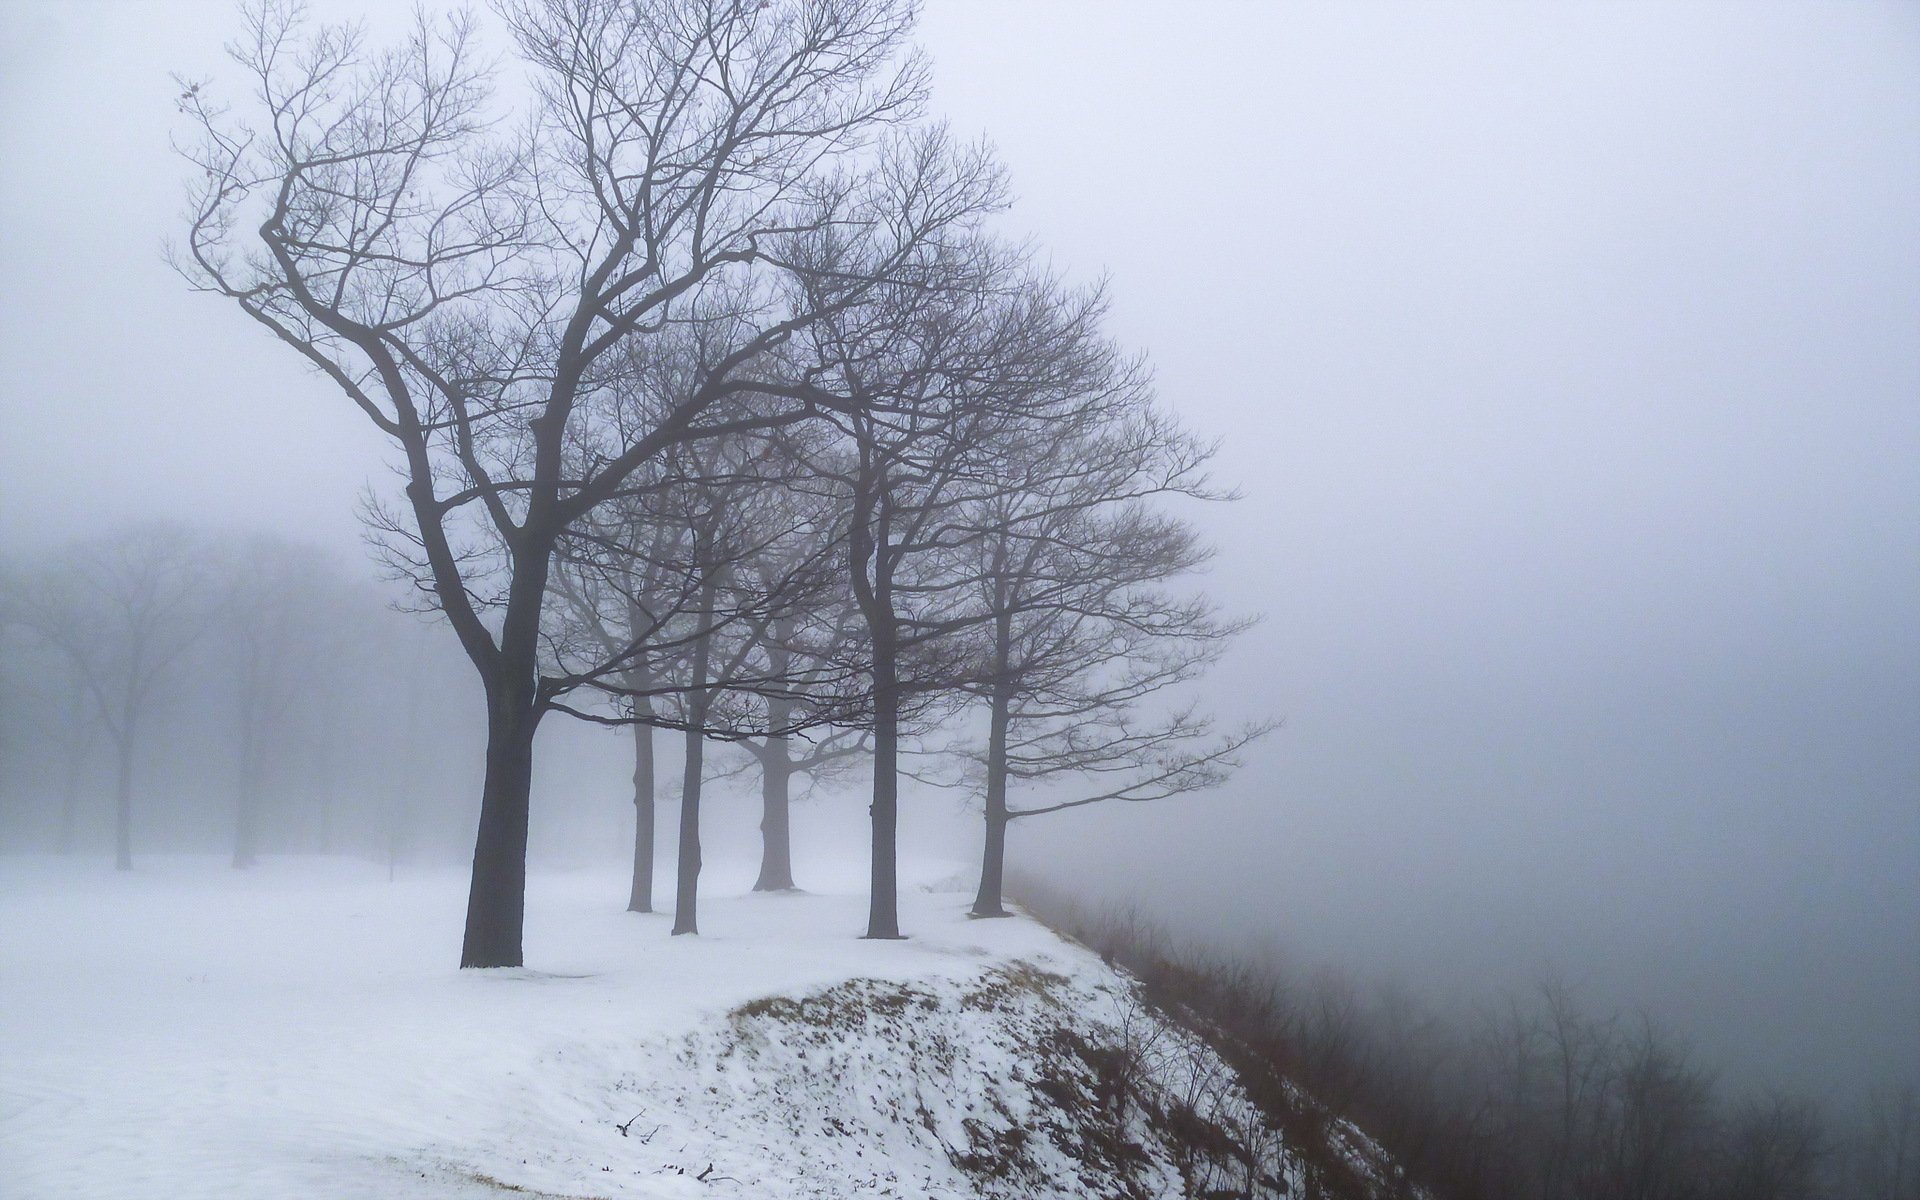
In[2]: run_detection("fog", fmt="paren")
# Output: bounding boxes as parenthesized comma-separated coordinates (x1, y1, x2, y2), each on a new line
(2, 0, 1915, 1120)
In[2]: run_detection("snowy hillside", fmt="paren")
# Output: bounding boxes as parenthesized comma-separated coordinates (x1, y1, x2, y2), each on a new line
(0, 857, 1394, 1198)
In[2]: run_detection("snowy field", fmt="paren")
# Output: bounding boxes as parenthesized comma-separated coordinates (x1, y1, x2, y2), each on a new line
(0, 853, 1127, 1199)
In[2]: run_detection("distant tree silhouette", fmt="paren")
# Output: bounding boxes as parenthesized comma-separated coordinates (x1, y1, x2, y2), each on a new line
(214, 535, 341, 869)
(14, 526, 210, 870)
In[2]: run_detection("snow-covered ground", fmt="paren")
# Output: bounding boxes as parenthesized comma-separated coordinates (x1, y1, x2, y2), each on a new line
(1, 853, 1279, 1199)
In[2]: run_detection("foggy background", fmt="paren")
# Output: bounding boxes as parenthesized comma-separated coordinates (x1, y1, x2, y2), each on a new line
(2, 0, 1914, 1111)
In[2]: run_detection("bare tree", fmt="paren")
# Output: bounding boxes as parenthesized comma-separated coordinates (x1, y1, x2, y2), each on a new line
(697, 583, 870, 894)
(14, 527, 209, 870)
(177, 0, 981, 966)
(1717, 1092, 1828, 1200)
(549, 416, 853, 932)
(707, 436, 870, 895)
(0, 590, 87, 848)
(792, 242, 1138, 939)
(736, 663, 867, 893)
(1852, 1084, 1920, 1200)
(1600, 1015, 1716, 1200)
(786, 232, 1264, 933)
(651, 438, 847, 935)
(945, 383, 1268, 919)
(544, 331, 855, 916)
(548, 480, 688, 914)
(215, 534, 341, 869)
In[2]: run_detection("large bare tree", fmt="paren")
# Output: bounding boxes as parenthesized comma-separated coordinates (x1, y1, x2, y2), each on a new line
(177, 0, 988, 966)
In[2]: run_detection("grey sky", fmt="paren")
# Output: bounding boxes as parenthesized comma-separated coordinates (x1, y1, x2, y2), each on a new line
(2, 0, 1915, 1100)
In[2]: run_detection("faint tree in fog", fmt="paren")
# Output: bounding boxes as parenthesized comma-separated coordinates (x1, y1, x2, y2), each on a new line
(388, 622, 432, 880)
(0, 628, 106, 853)
(1019, 891, 1858, 1200)
(694, 561, 871, 894)
(1603, 1016, 1717, 1199)
(0, 591, 57, 844)
(50, 685, 102, 854)
(1718, 1092, 1828, 1200)
(1852, 1084, 1920, 1200)
(548, 498, 686, 915)
(732, 667, 868, 893)
(216, 534, 340, 869)
(708, 431, 869, 895)
(13, 526, 209, 870)
(178, 0, 986, 966)
(545, 347, 856, 916)
(1450, 980, 1725, 1200)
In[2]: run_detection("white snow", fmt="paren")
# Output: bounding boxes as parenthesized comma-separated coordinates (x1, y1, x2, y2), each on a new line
(0, 853, 1209, 1198)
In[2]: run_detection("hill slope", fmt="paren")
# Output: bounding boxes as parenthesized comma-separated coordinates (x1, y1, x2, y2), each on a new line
(0, 856, 1398, 1198)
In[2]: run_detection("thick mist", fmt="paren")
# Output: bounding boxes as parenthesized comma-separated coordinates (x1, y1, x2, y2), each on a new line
(2, 0, 1915, 1123)
(924, 1, 1920, 1103)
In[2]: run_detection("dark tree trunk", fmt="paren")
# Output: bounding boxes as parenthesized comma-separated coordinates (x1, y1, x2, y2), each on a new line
(628, 713, 656, 913)
(752, 696, 795, 892)
(970, 679, 1014, 918)
(671, 706, 706, 935)
(458, 528, 557, 969)
(112, 734, 134, 872)
(672, 608, 713, 937)
(459, 683, 539, 968)
(865, 645, 903, 939)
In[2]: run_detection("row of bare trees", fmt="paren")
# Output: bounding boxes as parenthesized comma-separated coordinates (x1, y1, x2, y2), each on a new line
(1, 526, 472, 870)
(174, 0, 1265, 966)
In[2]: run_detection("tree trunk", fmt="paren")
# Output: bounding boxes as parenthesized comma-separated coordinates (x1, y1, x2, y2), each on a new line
(672, 609, 713, 937)
(753, 751, 795, 891)
(112, 730, 134, 872)
(671, 705, 707, 935)
(865, 644, 903, 938)
(628, 714, 656, 913)
(752, 696, 796, 892)
(852, 467, 902, 940)
(459, 683, 539, 968)
(970, 680, 1014, 918)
